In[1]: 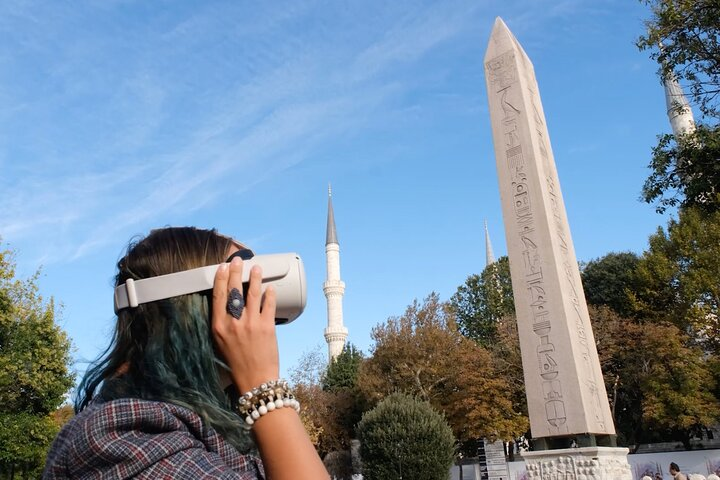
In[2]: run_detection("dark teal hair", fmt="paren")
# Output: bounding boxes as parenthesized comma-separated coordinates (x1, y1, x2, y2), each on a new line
(76, 227, 253, 452)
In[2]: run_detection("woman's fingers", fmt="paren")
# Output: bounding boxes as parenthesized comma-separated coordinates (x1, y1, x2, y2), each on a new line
(245, 264, 263, 315)
(260, 285, 277, 323)
(211, 253, 280, 392)
(213, 257, 266, 325)
(227, 256, 244, 304)
(212, 262, 231, 332)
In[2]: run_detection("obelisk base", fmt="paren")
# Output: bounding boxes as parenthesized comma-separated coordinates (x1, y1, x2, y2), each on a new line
(521, 446, 631, 479)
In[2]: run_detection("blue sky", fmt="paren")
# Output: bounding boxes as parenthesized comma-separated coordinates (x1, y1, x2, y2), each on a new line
(1, 0, 678, 383)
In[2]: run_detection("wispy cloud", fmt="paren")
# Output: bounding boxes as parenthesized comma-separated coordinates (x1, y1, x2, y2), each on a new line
(350, 2, 478, 80)
(1, 0, 486, 265)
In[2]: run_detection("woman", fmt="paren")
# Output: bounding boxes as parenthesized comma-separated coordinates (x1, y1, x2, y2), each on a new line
(43, 227, 329, 479)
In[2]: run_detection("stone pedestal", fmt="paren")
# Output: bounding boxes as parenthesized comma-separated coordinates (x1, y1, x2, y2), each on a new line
(522, 447, 631, 480)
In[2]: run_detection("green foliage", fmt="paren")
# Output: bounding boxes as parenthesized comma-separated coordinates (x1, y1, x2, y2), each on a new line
(357, 393, 455, 480)
(0, 413, 58, 478)
(641, 126, 720, 213)
(581, 251, 641, 318)
(322, 343, 366, 450)
(0, 298, 73, 414)
(592, 306, 720, 448)
(637, 0, 720, 213)
(637, 0, 720, 119)
(0, 247, 75, 476)
(450, 256, 515, 346)
(632, 207, 720, 355)
(322, 343, 363, 392)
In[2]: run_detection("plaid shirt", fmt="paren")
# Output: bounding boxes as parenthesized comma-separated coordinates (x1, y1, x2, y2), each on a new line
(43, 398, 264, 479)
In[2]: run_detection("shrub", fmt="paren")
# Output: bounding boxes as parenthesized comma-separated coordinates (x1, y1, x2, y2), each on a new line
(356, 393, 455, 480)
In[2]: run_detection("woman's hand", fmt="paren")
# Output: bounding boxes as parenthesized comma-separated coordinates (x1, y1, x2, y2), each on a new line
(211, 255, 330, 479)
(211, 256, 279, 393)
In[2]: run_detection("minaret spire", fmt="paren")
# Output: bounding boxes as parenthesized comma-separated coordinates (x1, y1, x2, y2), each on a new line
(660, 45, 696, 139)
(326, 183, 338, 245)
(484, 220, 496, 266)
(323, 184, 348, 361)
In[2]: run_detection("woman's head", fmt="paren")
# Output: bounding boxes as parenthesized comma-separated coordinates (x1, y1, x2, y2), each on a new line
(76, 226, 253, 451)
(110, 227, 237, 380)
(115, 226, 237, 287)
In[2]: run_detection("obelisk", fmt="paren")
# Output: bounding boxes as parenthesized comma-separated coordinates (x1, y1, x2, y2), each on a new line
(484, 18, 630, 479)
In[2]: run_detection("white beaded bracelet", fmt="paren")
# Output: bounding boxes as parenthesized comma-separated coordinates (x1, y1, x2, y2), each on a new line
(237, 379, 301, 429)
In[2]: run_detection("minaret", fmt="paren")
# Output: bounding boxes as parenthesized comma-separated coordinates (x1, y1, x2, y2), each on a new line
(323, 185, 348, 361)
(662, 66, 696, 138)
(661, 51, 700, 196)
(484, 220, 496, 266)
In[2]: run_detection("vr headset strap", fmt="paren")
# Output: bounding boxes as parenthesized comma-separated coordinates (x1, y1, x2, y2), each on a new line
(114, 264, 219, 313)
(114, 256, 292, 314)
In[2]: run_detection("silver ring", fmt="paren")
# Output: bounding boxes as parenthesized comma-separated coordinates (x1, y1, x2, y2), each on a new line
(227, 288, 244, 319)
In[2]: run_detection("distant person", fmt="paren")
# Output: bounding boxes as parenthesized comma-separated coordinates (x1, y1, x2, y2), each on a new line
(670, 462, 688, 480)
(43, 227, 329, 479)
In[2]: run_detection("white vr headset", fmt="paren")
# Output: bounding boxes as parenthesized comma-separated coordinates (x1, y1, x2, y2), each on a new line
(113, 253, 307, 324)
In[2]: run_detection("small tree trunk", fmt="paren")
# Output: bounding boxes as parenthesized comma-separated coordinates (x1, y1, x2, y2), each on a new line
(682, 432, 693, 450)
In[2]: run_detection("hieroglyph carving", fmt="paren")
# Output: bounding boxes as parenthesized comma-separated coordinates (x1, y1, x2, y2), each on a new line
(486, 50, 568, 433)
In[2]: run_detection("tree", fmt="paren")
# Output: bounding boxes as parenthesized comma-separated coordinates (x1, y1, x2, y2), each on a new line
(0, 247, 75, 477)
(289, 347, 336, 455)
(293, 382, 352, 456)
(581, 251, 641, 318)
(358, 293, 528, 448)
(356, 393, 455, 480)
(637, 0, 720, 119)
(0, 413, 59, 478)
(50, 405, 74, 430)
(450, 259, 529, 451)
(591, 305, 720, 448)
(637, 0, 720, 213)
(290, 346, 365, 458)
(487, 315, 528, 434)
(631, 207, 720, 355)
(322, 343, 365, 453)
(322, 343, 363, 392)
(450, 256, 515, 346)
(289, 345, 326, 388)
(641, 125, 720, 213)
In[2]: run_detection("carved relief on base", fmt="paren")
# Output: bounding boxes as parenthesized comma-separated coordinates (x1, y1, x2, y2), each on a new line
(523, 447, 631, 480)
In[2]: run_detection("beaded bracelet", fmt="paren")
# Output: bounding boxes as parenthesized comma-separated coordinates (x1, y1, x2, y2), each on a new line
(237, 379, 301, 429)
